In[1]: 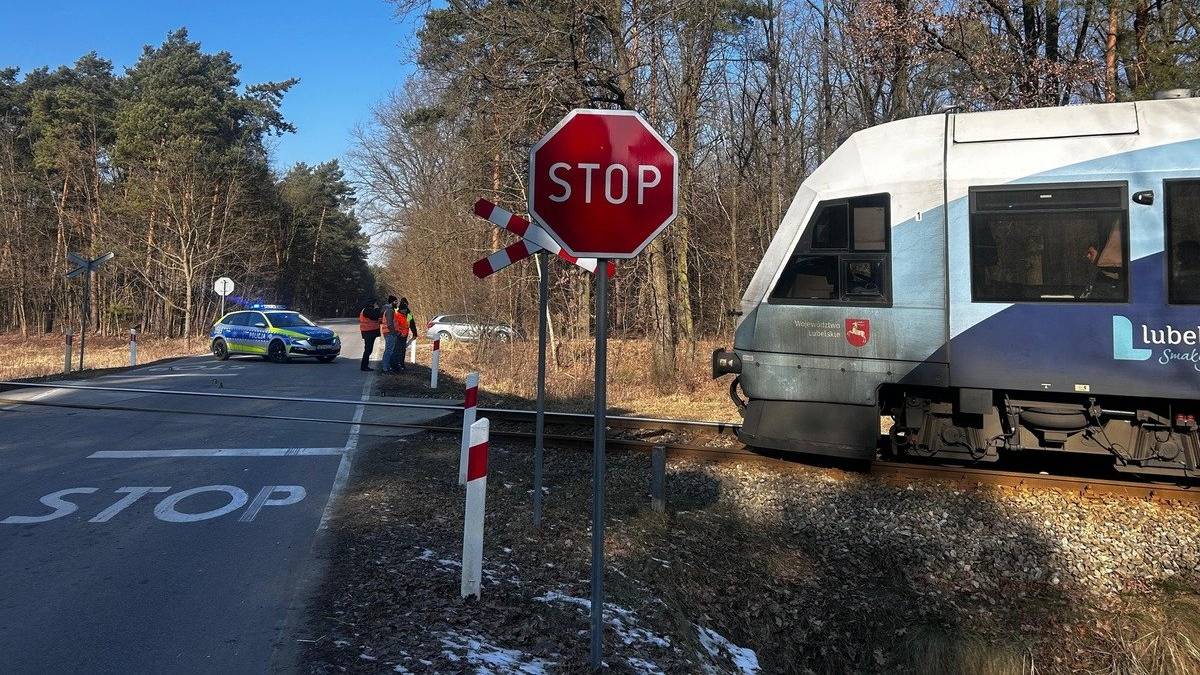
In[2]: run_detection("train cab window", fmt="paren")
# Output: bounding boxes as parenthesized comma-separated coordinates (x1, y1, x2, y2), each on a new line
(811, 204, 849, 249)
(770, 194, 891, 305)
(1166, 180, 1200, 304)
(969, 183, 1128, 302)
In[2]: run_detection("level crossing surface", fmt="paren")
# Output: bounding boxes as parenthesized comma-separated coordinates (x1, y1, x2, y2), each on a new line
(0, 319, 437, 674)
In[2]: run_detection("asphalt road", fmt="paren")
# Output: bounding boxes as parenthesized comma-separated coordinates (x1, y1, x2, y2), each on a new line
(0, 320, 445, 674)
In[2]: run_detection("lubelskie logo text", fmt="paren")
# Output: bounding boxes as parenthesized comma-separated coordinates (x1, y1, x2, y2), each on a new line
(1112, 315, 1200, 371)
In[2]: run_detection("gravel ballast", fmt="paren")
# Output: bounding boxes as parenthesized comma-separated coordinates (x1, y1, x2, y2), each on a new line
(299, 433, 1200, 673)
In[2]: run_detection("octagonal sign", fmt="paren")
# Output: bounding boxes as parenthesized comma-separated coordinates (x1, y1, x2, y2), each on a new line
(529, 109, 678, 259)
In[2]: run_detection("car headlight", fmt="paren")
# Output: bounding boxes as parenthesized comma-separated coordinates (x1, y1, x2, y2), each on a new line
(293, 339, 312, 348)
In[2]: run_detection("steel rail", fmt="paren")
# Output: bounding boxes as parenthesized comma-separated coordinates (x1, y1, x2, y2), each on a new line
(3, 386, 1193, 502)
(0, 396, 727, 454)
(870, 460, 1200, 503)
(0, 380, 740, 431)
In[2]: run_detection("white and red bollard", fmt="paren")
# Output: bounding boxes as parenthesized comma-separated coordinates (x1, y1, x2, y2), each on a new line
(461, 417, 489, 599)
(430, 338, 441, 389)
(459, 372, 480, 485)
(129, 328, 138, 366)
(64, 330, 74, 373)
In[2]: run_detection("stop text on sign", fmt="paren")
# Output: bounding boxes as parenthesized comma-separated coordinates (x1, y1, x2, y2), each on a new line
(529, 109, 678, 259)
(547, 162, 662, 206)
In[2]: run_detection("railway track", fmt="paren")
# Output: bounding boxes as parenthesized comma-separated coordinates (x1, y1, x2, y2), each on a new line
(3, 381, 1197, 503)
(471, 408, 1200, 504)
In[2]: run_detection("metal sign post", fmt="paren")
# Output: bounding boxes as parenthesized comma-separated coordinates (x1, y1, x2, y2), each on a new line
(589, 260, 609, 669)
(533, 252, 549, 529)
(526, 108, 677, 671)
(66, 252, 114, 371)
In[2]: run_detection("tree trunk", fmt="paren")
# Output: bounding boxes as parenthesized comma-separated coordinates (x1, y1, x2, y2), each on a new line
(1106, 0, 1119, 102)
(646, 236, 676, 384)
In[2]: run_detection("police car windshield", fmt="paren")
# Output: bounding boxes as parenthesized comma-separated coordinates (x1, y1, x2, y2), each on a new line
(266, 312, 315, 328)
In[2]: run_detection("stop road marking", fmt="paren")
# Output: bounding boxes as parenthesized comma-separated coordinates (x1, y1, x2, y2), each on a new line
(0, 485, 308, 524)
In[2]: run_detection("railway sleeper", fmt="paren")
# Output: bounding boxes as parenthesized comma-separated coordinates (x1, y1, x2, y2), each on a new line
(889, 390, 1200, 478)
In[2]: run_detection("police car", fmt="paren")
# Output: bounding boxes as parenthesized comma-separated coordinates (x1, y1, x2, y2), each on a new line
(210, 305, 341, 363)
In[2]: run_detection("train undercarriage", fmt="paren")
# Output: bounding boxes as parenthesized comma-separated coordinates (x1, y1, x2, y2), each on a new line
(883, 387, 1200, 478)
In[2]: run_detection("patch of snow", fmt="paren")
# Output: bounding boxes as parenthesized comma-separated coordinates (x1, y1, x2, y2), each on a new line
(359, 653, 377, 661)
(626, 656, 666, 674)
(392, 665, 412, 674)
(439, 632, 554, 674)
(534, 591, 591, 609)
(437, 558, 462, 568)
(535, 591, 671, 650)
(696, 625, 760, 674)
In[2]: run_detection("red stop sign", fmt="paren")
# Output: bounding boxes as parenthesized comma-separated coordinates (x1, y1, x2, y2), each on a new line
(529, 109, 678, 259)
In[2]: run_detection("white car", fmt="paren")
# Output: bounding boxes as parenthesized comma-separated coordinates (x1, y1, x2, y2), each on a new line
(426, 314, 516, 342)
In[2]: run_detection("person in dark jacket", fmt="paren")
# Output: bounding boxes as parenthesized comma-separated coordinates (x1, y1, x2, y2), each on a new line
(358, 299, 382, 371)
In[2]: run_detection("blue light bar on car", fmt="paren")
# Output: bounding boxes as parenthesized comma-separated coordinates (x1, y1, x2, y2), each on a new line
(250, 304, 287, 310)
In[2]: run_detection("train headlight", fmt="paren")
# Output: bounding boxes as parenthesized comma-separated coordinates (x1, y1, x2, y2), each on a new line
(712, 348, 741, 377)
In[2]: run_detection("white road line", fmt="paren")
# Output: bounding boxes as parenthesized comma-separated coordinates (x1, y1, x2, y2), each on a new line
(319, 367, 375, 530)
(102, 373, 242, 379)
(88, 448, 345, 458)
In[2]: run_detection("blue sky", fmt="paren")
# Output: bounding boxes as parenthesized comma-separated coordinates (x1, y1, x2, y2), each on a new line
(1, 0, 418, 172)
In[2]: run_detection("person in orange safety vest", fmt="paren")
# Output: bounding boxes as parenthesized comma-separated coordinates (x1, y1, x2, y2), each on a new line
(358, 299, 382, 371)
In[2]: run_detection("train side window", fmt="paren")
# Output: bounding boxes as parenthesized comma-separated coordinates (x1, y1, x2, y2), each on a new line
(770, 193, 890, 305)
(969, 182, 1128, 303)
(1166, 180, 1200, 304)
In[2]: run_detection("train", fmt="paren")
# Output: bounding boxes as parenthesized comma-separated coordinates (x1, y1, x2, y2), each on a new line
(713, 93, 1200, 478)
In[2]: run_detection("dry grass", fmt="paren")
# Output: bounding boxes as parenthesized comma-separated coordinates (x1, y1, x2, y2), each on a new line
(421, 337, 739, 421)
(0, 333, 199, 381)
(1091, 580, 1200, 675)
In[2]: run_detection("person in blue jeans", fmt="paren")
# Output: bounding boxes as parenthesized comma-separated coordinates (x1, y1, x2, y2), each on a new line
(379, 295, 399, 373)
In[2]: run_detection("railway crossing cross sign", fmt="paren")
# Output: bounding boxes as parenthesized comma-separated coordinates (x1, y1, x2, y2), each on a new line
(65, 251, 114, 371)
(528, 109, 678, 259)
(529, 108, 678, 670)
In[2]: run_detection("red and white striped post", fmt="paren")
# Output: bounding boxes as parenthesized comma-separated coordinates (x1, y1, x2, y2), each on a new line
(64, 330, 74, 373)
(430, 338, 441, 389)
(461, 417, 489, 599)
(129, 328, 138, 366)
(459, 372, 480, 485)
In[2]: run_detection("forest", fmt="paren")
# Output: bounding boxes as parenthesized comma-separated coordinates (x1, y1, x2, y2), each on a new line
(0, 29, 374, 340)
(363, 0, 1200, 383)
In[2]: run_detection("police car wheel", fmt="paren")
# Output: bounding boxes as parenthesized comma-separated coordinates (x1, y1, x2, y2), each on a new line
(212, 338, 230, 361)
(267, 340, 289, 363)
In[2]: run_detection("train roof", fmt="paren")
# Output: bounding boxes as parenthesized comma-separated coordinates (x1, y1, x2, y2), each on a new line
(744, 97, 1200, 314)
